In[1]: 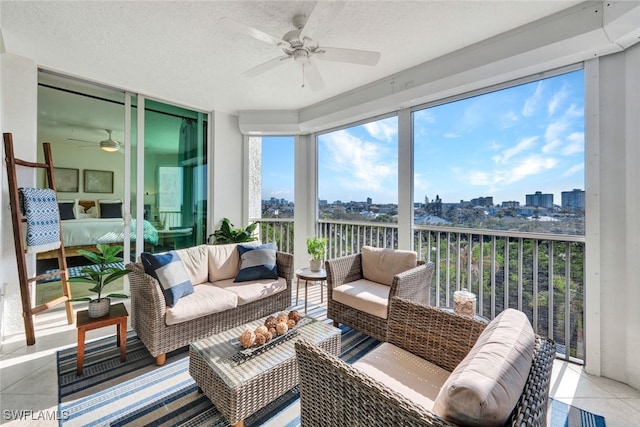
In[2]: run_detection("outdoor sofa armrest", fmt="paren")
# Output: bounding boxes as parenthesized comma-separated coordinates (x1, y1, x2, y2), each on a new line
(324, 253, 363, 293)
(275, 250, 294, 286)
(389, 262, 434, 307)
(126, 262, 166, 324)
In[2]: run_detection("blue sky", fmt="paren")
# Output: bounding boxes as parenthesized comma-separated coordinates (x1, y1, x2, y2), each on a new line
(262, 69, 584, 206)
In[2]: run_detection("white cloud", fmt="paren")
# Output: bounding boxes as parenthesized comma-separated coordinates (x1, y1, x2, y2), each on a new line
(562, 132, 584, 155)
(499, 111, 519, 129)
(493, 136, 538, 164)
(542, 119, 568, 153)
(506, 156, 558, 184)
(548, 85, 568, 116)
(443, 132, 461, 138)
(364, 119, 397, 142)
(562, 163, 584, 177)
(268, 190, 291, 197)
(322, 130, 395, 193)
(468, 170, 493, 186)
(522, 81, 544, 117)
(458, 155, 558, 190)
(414, 109, 436, 124)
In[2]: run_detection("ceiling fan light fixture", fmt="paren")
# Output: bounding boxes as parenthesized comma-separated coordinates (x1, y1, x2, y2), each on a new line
(100, 140, 119, 152)
(100, 129, 120, 152)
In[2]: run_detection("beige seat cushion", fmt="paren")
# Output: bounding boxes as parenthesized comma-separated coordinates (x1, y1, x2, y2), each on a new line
(432, 308, 535, 427)
(361, 246, 417, 286)
(175, 245, 208, 284)
(353, 342, 451, 411)
(332, 279, 390, 319)
(165, 283, 238, 325)
(214, 277, 287, 305)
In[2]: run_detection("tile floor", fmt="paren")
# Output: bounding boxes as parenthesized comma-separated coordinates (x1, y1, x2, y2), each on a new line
(1, 280, 640, 426)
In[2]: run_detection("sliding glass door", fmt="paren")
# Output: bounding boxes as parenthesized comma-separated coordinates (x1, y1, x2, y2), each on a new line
(141, 99, 208, 255)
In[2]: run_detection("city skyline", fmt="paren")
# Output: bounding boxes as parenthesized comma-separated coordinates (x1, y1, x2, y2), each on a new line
(262, 69, 584, 206)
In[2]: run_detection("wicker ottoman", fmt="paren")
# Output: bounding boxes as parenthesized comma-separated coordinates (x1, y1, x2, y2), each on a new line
(189, 315, 341, 427)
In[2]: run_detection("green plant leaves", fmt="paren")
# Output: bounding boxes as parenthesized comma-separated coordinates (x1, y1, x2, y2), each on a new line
(210, 218, 258, 244)
(68, 244, 129, 301)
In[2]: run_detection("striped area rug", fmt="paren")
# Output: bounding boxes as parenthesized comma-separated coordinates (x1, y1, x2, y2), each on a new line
(57, 303, 380, 426)
(57, 299, 606, 427)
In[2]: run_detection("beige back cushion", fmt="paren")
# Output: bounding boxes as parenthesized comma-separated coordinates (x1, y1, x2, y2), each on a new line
(361, 246, 417, 286)
(432, 308, 535, 427)
(175, 245, 209, 285)
(207, 242, 261, 282)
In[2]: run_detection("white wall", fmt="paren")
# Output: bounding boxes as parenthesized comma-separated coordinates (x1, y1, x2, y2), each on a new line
(210, 111, 244, 232)
(36, 141, 126, 201)
(0, 53, 38, 337)
(585, 42, 640, 389)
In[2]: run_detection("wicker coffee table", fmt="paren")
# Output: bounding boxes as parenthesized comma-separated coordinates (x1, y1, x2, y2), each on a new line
(189, 315, 341, 427)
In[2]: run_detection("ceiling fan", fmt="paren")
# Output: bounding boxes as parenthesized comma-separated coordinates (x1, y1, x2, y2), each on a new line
(219, 2, 381, 91)
(68, 129, 122, 153)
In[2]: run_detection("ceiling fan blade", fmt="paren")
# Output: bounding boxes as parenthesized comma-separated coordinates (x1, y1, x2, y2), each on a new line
(218, 17, 289, 48)
(299, 2, 345, 42)
(243, 55, 292, 78)
(315, 47, 381, 66)
(301, 61, 325, 92)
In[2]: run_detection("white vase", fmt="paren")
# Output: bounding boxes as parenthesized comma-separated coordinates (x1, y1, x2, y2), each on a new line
(88, 297, 111, 318)
(309, 259, 322, 272)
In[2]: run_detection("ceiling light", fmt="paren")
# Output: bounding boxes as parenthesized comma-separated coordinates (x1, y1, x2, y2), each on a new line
(100, 129, 120, 152)
(100, 140, 119, 152)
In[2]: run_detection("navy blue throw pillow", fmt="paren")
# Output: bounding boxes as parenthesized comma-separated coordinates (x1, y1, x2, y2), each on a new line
(140, 251, 194, 307)
(58, 202, 75, 220)
(100, 202, 122, 218)
(234, 242, 278, 282)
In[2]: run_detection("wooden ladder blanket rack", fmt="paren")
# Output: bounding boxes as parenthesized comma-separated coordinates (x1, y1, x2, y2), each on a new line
(3, 132, 74, 345)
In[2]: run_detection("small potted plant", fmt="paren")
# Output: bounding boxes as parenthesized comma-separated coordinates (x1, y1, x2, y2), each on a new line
(306, 236, 327, 272)
(70, 243, 130, 318)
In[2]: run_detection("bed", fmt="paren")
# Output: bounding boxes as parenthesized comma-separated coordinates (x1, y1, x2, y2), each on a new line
(37, 199, 160, 260)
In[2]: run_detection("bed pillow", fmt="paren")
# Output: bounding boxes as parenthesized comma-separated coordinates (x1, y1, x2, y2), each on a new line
(234, 242, 278, 282)
(58, 202, 76, 220)
(140, 251, 194, 307)
(100, 202, 123, 218)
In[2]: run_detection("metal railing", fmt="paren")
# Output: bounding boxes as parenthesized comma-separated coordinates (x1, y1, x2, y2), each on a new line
(252, 217, 585, 362)
(413, 224, 585, 363)
(254, 218, 294, 254)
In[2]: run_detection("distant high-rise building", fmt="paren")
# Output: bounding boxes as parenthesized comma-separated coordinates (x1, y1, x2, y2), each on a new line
(561, 189, 585, 212)
(526, 191, 553, 208)
(366, 197, 372, 205)
(470, 196, 493, 207)
(501, 201, 520, 208)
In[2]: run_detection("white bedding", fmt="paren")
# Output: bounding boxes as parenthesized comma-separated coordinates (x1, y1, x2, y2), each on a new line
(60, 218, 159, 246)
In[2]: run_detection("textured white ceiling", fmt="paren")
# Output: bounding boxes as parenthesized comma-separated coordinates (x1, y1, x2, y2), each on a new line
(2, 1, 583, 114)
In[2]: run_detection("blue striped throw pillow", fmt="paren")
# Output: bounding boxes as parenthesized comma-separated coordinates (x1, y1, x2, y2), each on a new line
(234, 242, 278, 282)
(141, 251, 194, 307)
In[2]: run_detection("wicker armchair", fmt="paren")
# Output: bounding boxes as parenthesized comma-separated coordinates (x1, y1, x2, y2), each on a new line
(296, 297, 555, 427)
(326, 247, 434, 341)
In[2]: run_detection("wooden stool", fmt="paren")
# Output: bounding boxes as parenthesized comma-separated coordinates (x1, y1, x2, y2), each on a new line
(76, 302, 128, 376)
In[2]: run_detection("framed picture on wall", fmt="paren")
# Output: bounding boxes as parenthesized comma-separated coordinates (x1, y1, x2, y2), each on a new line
(53, 167, 79, 192)
(84, 169, 114, 193)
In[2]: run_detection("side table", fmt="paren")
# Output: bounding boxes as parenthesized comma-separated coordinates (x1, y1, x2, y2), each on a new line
(76, 302, 128, 376)
(295, 268, 327, 314)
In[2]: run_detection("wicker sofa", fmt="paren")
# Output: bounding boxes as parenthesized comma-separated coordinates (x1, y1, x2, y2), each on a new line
(326, 246, 434, 341)
(126, 243, 293, 365)
(296, 297, 555, 427)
